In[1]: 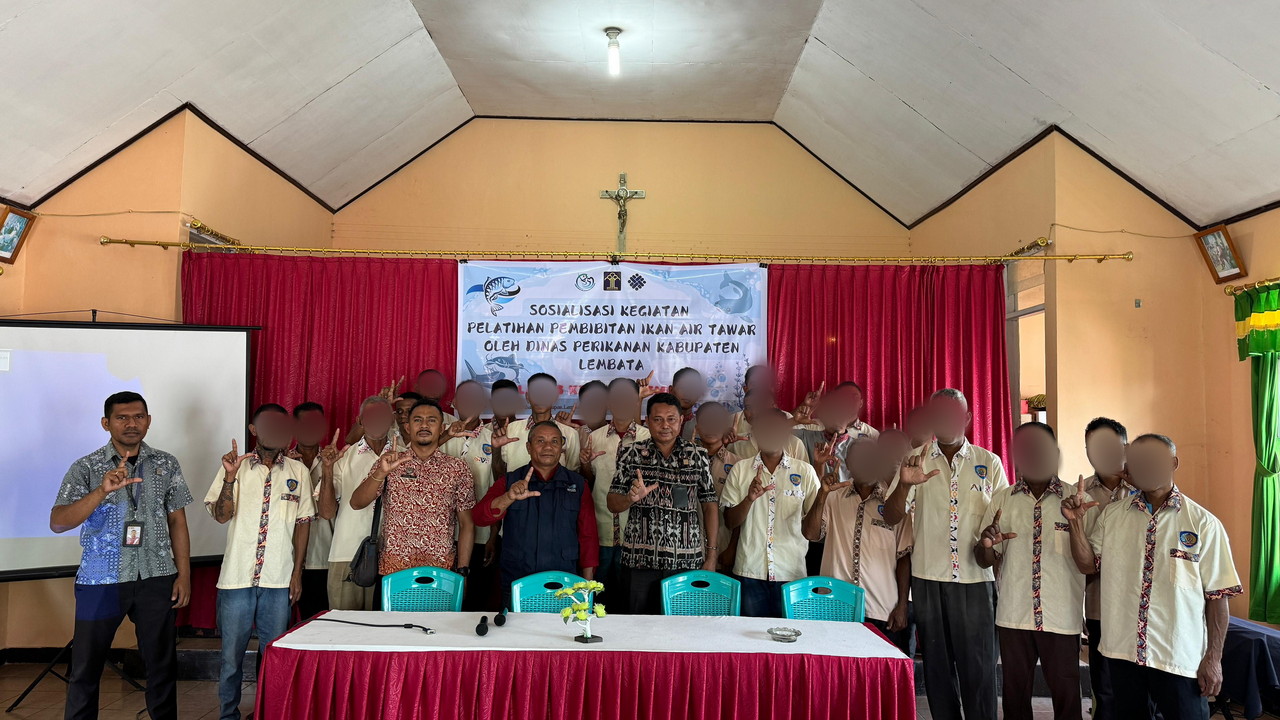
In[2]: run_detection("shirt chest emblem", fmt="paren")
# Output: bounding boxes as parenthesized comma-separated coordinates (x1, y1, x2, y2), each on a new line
(1180, 531, 1199, 548)
(974, 464, 988, 480)
(286, 478, 299, 492)
(482, 443, 492, 455)
(789, 473, 802, 486)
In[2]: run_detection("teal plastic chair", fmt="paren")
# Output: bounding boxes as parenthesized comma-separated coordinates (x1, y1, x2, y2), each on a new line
(380, 567, 465, 612)
(781, 576, 865, 622)
(661, 571, 741, 616)
(510, 571, 587, 613)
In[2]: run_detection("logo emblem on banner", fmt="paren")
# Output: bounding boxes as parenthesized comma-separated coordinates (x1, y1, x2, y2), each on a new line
(465, 276, 521, 315)
(603, 270, 622, 291)
(628, 273, 646, 290)
(575, 274, 595, 291)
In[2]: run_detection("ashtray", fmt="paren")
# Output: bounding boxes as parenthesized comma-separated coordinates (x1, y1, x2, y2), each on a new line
(767, 627, 802, 643)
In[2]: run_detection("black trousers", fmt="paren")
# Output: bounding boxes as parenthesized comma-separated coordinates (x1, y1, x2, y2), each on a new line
(66, 574, 178, 720)
(1084, 619, 1115, 720)
(295, 568, 329, 621)
(463, 541, 502, 612)
(998, 627, 1082, 720)
(1109, 659, 1208, 720)
(911, 578, 997, 720)
(621, 566, 683, 615)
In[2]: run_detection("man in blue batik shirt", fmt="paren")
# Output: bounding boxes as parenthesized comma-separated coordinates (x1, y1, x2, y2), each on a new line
(51, 391, 194, 720)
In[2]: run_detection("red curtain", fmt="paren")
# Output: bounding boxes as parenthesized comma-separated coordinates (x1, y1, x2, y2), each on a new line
(181, 252, 459, 434)
(768, 264, 1012, 468)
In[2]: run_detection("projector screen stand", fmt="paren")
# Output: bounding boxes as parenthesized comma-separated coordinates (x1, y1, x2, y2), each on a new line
(5, 638, 144, 712)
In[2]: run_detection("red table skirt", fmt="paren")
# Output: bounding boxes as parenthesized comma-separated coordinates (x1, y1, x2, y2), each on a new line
(255, 645, 916, 719)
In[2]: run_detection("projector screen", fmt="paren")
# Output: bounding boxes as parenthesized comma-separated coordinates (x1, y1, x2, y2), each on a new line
(0, 321, 251, 580)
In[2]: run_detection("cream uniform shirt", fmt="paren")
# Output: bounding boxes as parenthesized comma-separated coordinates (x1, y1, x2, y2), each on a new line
(726, 411, 809, 462)
(819, 482, 913, 623)
(587, 422, 650, 548)
(205, 453, 315, 590)
(303, 457, 333, 570)
(982, 478, 1092, 635)
(1088, 486, 1242, 678)
(499, 418, 582, 472)
(720, 454, 821, 583)
(326, 436, 393, 564)
(1082, 474, 1137, 621)
(441, 423, 498, 544)
(902, 439, 1005, 584)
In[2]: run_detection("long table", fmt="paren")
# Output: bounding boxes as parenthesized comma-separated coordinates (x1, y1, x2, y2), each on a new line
(254, 610, 916, 719)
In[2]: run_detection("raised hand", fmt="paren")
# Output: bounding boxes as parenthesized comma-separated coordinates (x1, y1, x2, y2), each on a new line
(378, 376, 405, 401)
(1061, 476, 1099, 522)
(812, 439, 837, 471)
(980, 508, 1018, 548)
(319, 429, 345, 470)
(818, 469, 850, 496)
(579, 437, 604, 468)
(722, 429, 749, 446)
(795, 380, 825, 417)
(638, 370, 658, 398)
(447, 416, 480, 439)
(898, 447, 939, 486)
(490, 421, 520, 449)
(221, 439, 253, 478)
(748, 467, 776, 500)
(791, 404, 815, 426)
(628, 469, 659, 503)
(102, 452, 141, 494)
(372, 448, 409, 480)
(506, 468, 543, 503)
(554, 404, 577, 425)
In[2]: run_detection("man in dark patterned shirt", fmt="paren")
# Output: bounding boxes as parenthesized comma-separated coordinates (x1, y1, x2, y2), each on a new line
(52, 391, 194, 720)
(608, 393, 717, 614)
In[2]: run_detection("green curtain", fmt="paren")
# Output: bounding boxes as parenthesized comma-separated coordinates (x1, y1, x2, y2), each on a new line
(1241, 287, 1280, 622)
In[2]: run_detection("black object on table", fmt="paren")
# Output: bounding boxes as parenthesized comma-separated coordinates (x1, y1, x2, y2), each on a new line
(1215, 617, 1280, 720)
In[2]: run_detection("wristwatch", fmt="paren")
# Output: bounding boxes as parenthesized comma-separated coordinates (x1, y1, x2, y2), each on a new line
(457, 566, 471, 577)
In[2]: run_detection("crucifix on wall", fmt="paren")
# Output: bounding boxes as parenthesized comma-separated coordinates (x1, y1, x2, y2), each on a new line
(600, 172, 645, 253)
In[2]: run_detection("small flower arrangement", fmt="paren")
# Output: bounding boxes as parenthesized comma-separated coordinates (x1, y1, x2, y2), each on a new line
(556, 580, 607, 643)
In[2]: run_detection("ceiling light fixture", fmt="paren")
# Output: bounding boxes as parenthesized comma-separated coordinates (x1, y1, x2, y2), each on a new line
(604, 27, 622, 76)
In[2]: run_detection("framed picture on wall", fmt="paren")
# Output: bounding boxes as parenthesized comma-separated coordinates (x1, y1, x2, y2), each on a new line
(0, 206, 36, 265)
(1194, 224, 1246, 284)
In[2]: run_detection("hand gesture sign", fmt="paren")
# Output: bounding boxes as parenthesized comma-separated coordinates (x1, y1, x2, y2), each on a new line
(818, 469, 851, 496)
(979, 509, 1018, 548)
(1060, 476, 1099, 522)
(812, 439, 837, 471)
(795, 381, 825, 417)
(378, 376, 405, 401)
(446, 417, 480, 440)
(722, 429, 749, 446)
(319, 429, 345, 470)
(791, 404, 815, 426)
(221, 439, 254, 480)
(102, 452, 142, 494)
(554, 404, 577, 426)
(638, 370, 657, 398)
(579, 437, 605, 468)
(748, 467, 776, 500)
(506, 467, 543, 503)
(899, 446, 940, 487)
(372, 448, 410, 481)
(628, 469, 659, 503)
(490, 421, 520, 449)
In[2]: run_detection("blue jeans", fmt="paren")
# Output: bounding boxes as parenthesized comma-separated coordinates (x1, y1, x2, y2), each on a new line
(217, 586, 289, 720)
(736, 575, 786, 618)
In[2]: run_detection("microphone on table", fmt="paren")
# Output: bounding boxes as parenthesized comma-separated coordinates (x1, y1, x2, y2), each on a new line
(494, 608, 508, 627)
(476, 616, 489, 636)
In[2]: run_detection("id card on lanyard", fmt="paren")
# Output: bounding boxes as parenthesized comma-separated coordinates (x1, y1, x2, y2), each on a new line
(123, 458, 144, 547)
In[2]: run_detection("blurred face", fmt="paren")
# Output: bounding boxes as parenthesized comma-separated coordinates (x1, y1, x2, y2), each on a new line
(393, 398, 416, 437)
(695, 404, 732, 442)
(491, 389, 522, 418)
(646, 401, 683, 444)
(294, 410, 327, 447)
(453, 382, 487, 419)
(846, 438, 892, 485)
(1126, 440, 1179, 492)
(815, 394, 854, 430)
(743, 391, 777, 422)
(1086, 427, 1126, 477)
(360, 401, 394, 438)
(102, 401, 150, 447)
(1013, 428, 1059, 483)
(527, 379, 559, 413)
(408, 404, 444, 447)
(414, 371, 447, 400)
(878, 430, 913, 463)
(608, 384, 639, 423)
(752, 411, 791, 455)
(527, 425, 565, 467)
(579, 388, 607, 424)
(839, 385, 865, 421)
(928, 396, 970, 444)
(745, 366, 776, 394)
(673, 371, 707, 408)
(251, 411, 293, 451)
(905, 408, 931, 447)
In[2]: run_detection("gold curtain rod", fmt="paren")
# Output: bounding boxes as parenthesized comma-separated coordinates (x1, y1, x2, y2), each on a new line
(1225, 277, 1280, 296)
(99, 236, 1133, 266)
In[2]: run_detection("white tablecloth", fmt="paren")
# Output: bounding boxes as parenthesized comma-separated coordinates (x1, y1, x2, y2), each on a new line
(276, 610, 905, 659)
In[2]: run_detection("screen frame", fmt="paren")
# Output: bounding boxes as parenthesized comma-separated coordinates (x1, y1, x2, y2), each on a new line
(0, 319, 256, 582)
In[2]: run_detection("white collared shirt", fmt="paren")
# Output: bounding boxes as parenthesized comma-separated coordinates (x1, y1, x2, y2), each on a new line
(441, 423, 498, 544)
(303, 457, 333, 570)
(1082, 474, 1138, 621)
(901, 439, 1006, 584)
(819, 483, 912, 622)
(500, 418, 582, 472)
(982, 478, 1090, 635)
(326, 436, 393, 563)
(1089, 486, 1242, 678)
(720, 454, 821, 582)
(205, 453, 315, 590)
(587, 421, 651, 548)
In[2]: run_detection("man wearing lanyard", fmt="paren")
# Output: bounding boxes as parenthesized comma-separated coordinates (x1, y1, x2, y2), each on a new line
(52, 391, 194, 720)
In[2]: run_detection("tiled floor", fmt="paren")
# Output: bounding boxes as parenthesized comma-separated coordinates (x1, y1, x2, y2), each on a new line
(0, 663, 252, 720)
(916, 697, 1089, 719)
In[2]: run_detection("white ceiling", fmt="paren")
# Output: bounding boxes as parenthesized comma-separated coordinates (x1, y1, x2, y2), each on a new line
(2, 0, 1278, 224)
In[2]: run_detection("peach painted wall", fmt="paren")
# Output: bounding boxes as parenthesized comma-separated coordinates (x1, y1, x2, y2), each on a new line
(333, 118, 910, 257)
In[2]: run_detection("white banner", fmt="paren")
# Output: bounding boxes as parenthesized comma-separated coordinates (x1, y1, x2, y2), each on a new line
(457, 261, 767, 410)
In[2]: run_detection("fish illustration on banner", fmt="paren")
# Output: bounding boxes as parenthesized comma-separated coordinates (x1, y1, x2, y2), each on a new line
(466, 276, 521, 315)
